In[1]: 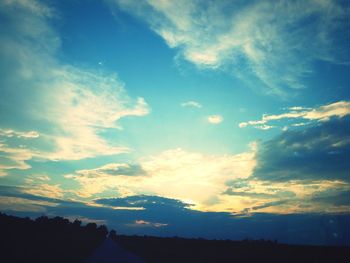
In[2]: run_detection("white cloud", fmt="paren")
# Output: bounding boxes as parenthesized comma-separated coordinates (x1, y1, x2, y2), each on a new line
(0, 129, 39, 138)
(208, 115, 223, 124)
(181, 101, 202, 108)
(41, 68, 150, 161)
(0, 0, 150, 164)
(239, 101, 350, 129)
(255, 125, 274, 130)
(140, 148, 256, 205)
(288, 106, 311, 111)
(304, 101, 350, 121)
(110, 0, 350, 94)
(292, 122, 309, 127)
(66, 146, 257, 209)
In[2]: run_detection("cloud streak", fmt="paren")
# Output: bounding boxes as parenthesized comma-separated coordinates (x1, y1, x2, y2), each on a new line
(239, 101, 350, 129)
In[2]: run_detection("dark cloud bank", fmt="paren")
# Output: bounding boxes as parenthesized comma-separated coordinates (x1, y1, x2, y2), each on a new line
(254, 117, 350, 182)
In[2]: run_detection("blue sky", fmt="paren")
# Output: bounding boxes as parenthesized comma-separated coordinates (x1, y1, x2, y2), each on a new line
(1, 0, 350, 245)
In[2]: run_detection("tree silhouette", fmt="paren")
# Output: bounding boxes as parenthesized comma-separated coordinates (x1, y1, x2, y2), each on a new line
(0, 212, 111, 263)
(86, 222, 97, 231)
(97, 225, 108, 237)
(109, 229, 117, 241)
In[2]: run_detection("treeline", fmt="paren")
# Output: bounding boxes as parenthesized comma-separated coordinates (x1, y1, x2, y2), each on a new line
(0, 212, 116, 263)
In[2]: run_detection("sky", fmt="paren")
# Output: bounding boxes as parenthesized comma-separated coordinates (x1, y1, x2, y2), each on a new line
(1, 0, 350, 245)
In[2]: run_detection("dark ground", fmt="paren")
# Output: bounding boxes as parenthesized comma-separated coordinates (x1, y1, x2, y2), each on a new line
(1, 212, 349, 263)
(117, 235, 350, 262)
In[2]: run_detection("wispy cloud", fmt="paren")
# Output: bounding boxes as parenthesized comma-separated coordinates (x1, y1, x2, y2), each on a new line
(0, 142, 37, 175)
(181, 101, 202, 108)
(41, 68, 150, 161)
(239, 101, 350, 129)
(1, 0, 53, 17)
(0, 0, 150, 164)
(110, 0, 350, 94)
(207, 115, 223, 124)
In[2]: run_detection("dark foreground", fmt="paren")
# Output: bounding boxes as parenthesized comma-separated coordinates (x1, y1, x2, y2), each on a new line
(1, 212, 349, 263)
(118, 235, 350, 263)
(0, 212, 108, 263)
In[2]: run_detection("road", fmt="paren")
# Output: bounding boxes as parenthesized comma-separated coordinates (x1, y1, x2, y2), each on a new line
(84, 238, 145, 263)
